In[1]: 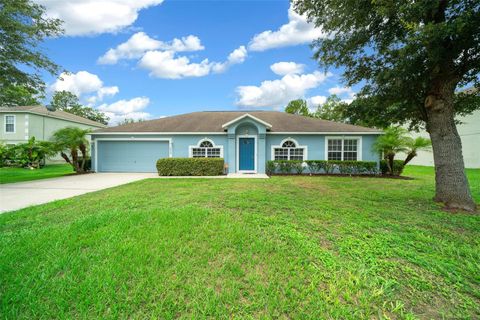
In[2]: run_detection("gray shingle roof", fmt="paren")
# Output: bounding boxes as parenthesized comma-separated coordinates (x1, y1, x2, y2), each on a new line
(0, 106, 107, 127)
(95, 111, 382, 133)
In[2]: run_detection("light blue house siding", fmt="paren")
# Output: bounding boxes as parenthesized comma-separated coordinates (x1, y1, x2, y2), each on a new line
(91, 134, 229, 172)
(91, 132, 380, 173)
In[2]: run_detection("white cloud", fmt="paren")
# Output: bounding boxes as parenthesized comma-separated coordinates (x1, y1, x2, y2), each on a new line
(35, 0, 164, 36)
(97, 86, 120, 100)
(166, 35, 204, 52)
(236, 71, 331, 109)
(98, 32, 204, 64)
(139, 50, 212, 79)
(98, 32, 162, 64)
(308, 95, 327, 106)
(98, 97, 151, 124)
(212, 46, 248, 73)
(328, 86, 356, 103)
(226, 45, 248, 64)
(98, 30, 246, 77)
(270, 62, 305, 76)
(248, 5, 326, 51)
(139, 45, 247, 79)
(51, 71, 153, 125)
(50, 71, 119, 104)
(51, 71, 103, 96)
(328, 86, 355, 97)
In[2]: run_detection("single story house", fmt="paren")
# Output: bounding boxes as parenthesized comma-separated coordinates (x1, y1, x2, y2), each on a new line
(90, 111, 383, 174)
(0, 105, 106, 145)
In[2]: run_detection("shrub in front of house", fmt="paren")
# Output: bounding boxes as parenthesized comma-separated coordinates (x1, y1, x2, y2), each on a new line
(156, 158, 224, 176)
(380, 160, 405, 176)
(266, 160, 276, 175)
(0, 137, 56, 169)
(328, 160, 378, 174)
(267, 160, 379, 175)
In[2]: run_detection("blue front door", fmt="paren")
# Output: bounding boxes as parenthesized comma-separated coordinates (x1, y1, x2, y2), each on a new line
(239, 138, 255, 171)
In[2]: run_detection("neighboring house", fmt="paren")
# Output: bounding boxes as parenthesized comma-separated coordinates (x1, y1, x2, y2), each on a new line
(402, 110, 480, 168)
(90, 111, 383, 174)
(0, 106, 106, 145)
(0, 106, 107, 163)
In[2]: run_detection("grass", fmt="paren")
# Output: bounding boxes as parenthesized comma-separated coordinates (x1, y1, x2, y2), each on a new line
(0, 164, 73, 184)
(0, 165, 479, 319)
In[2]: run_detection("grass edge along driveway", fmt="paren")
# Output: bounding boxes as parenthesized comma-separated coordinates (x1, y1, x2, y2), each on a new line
(0, 164, 73, 184)
(0, 166, 479, 319)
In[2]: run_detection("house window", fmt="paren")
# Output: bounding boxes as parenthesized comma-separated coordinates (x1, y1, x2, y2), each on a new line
(5, 115, 15, 133)
(273, 139, 306, 161)
(190, 140, 223, 158)
(327, 138, 360, 161)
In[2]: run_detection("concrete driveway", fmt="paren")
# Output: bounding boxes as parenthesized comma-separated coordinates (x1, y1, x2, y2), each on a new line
(0, 173, 156, 213)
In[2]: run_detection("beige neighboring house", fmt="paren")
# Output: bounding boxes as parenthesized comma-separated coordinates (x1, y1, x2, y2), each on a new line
(404, 110, 480, 168)
(0, 105, 107, 161)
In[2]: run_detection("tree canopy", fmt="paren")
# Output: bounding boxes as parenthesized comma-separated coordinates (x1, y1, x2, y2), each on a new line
(295, 0, 480, 129)
(294, 0, 479, 211)
(49, 91, 109, 125)
(0, 0, 63, 106)
(285, 99, 310, 116)
(0, 84, 43, 107)
(313, 95, 350, 123)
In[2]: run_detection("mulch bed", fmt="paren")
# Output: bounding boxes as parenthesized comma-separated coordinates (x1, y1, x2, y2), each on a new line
(269, 173, 414, 180)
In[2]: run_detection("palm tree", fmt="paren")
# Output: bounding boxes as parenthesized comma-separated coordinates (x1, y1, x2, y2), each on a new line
(51, 127, 91, 173)
(403, 137, 432, 166)
(373, 127, 409, 175)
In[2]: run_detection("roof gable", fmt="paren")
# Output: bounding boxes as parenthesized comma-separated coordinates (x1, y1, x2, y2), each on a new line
(221, 113, 272, 129)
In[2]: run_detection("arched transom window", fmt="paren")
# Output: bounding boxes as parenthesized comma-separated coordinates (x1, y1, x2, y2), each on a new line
(199, 141, 213, 148)
(273, 139, 306, 161)
(191, 139, 223, 158)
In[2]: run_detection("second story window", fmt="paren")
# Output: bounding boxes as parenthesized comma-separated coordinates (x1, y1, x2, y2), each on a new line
(5, 115, 15, 133)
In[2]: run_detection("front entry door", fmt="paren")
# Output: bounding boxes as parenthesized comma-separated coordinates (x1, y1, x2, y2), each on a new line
(239, 138, 255, 171)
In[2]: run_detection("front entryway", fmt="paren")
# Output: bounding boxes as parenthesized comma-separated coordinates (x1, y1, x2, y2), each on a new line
(238, 137, 255, 172)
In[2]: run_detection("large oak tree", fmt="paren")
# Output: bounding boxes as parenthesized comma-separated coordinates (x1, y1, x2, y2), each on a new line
(295, 0, 479, 211)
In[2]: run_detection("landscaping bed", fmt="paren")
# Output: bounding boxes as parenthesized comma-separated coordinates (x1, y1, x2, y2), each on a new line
(269, 173, 414, 179)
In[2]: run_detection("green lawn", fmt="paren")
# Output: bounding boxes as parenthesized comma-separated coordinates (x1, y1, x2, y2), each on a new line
(0, 164, 73, 184)
(0, 166, 479, 319)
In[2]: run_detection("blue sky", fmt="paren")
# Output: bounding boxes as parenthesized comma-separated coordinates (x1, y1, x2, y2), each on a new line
(38, 0, 354, 124)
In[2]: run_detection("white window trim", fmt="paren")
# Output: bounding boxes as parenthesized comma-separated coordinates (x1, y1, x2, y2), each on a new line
(325, 136, 362, 161)
(4, 115, 16, 133)
(188, 138, 224, 158)
(271, 137, 308, 161)
(236, 134, 257, 173)
(94, 137, 172, 172)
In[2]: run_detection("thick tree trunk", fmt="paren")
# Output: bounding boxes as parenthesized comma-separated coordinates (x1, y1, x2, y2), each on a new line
(424, 84, 476, 212)
(403, 152, 416, 166)
(79, 143, 87, 172)
(385, 153, 395, 175)
(71, 148, 83, 173)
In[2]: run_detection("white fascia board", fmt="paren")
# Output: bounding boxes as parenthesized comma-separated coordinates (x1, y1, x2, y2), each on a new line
(0, 110, 106, 128)
(221, 113, 273, 129)
(90, 132, 227, 135)
(267, 131, 383, 135)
